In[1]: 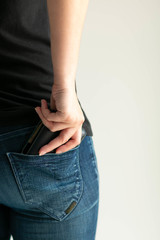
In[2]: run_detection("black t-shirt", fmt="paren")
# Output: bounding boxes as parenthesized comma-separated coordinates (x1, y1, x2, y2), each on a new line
(0, 0, 93, 136)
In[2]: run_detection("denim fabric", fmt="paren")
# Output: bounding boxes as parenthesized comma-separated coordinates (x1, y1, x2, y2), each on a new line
(0, 123, 99, 240)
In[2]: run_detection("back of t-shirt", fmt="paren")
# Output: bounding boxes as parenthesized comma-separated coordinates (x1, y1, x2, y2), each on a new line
(0, 0, 93, 136)
(0, 0, 53, 108)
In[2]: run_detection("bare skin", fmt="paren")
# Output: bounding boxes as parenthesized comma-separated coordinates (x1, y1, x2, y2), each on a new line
(35, 0, 90, 155)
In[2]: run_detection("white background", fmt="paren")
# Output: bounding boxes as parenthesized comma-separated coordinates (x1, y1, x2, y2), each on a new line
(77, 0, 160, 239)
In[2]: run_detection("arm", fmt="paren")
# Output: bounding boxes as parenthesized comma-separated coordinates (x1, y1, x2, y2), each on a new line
(46, 0, 89, 88)
(35, 0, 90, 155)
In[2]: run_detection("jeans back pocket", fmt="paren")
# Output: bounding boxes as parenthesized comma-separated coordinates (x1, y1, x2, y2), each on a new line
(6, 146, 83, 221)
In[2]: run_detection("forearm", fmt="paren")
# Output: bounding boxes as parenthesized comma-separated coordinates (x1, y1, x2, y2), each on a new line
(46, 0, 89, 88)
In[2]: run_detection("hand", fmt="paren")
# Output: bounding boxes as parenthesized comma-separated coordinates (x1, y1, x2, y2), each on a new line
(35, 84, 85, 155)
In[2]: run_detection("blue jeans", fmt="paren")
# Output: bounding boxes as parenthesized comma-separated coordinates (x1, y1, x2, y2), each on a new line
(0, 123, 99, 240)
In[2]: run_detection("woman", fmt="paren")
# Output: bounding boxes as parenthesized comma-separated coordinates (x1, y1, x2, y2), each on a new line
(0, 0, 99, 239)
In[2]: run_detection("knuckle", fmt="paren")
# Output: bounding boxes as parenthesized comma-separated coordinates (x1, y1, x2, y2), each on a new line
(79, 120, 84, 126)
(78, 115, 85, 125)
(75, 139, 81, 145)
(80, 114, 85, 123)
(65, 113, 72, 122)
(50, 126, 55, 132)
(60, 135, 68, 144)
(81, 116, 85, 123)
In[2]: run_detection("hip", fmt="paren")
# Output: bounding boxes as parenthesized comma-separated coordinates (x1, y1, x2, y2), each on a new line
(0, 123, 99, 221)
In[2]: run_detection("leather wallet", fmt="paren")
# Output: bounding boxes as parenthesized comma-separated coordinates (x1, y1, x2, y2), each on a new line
(21, 116, 87, 155)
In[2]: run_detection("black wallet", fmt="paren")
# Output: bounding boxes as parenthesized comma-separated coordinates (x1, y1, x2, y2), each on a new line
(21, 113, 87, 155)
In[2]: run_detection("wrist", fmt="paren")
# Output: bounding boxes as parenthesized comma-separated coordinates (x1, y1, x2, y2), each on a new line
(53, 77, 76, 90)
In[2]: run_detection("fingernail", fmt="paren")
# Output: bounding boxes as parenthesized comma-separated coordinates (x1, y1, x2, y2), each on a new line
(56, 151, 62, 154)
(39, 151, 45, 156)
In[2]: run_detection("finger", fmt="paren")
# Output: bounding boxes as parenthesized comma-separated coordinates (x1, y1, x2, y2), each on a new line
(55, 139, 80, 154)
(41, 99, 64, 122)
(36, 105, 71, 132)
(39, 127, 77, 155)
(55, 128, 82, 154)
(40, 99, 51, 118)
(35, 107, 53, 129)
(46, 121, 71, 132)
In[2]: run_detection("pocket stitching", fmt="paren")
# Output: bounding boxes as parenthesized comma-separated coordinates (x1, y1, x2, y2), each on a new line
(6, 148, 84, 221)
(7, 155, 29, 204)
(6, 144, 81, 162)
